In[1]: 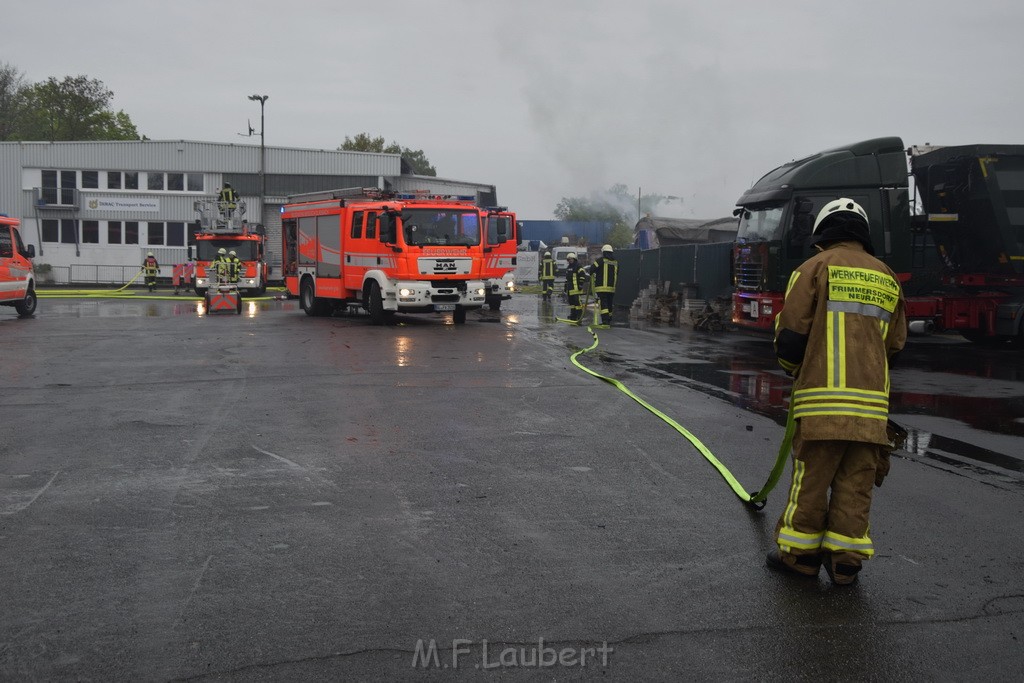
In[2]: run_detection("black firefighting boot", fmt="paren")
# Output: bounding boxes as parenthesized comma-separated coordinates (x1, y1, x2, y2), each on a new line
(766, 550, 822, 578)
(823, 557, 862, 586)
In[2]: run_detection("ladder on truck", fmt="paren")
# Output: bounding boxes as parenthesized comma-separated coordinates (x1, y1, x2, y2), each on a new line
(194, 197, 248, 233)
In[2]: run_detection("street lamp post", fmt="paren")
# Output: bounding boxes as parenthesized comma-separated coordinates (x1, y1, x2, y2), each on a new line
(247, 94, 268, 205)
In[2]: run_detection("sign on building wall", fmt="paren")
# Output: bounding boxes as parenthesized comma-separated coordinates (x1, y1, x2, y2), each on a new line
(85, 197, 160, 212)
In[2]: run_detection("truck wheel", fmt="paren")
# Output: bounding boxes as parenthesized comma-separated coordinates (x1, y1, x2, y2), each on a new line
(453, 306, 467, 324)
(367, 281, 386, 325)
(301, 279, 328, 317)
(488, 299, 501, 312)
(194, 287, 207, 298)
(14, 286, 37, 317)
(236, 294, 243, 315)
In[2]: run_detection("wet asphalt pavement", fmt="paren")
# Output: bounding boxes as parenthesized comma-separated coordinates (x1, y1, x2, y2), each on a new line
(1, 292, 1023, 680)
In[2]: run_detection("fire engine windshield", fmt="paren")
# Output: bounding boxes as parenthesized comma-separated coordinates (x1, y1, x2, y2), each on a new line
(401, 210, 481, 247)
(196, 240, 258, 261)
(736, 205, 785, 242)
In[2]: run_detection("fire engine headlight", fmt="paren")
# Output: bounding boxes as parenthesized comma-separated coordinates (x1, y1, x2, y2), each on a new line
(476, 288, 486, 296)
(246, 279, 255, 286)
(399, 288, 414, 297)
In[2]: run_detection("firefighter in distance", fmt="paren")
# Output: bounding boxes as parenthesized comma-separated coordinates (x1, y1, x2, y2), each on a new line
(539, 252, 555, 300)
(143, 252, 159, 292)
(586, 244, 618, 325)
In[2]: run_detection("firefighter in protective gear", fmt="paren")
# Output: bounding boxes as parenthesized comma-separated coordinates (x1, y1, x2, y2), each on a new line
(587, 244, 618, 325)
(218, 183, 239, 217)
(212, 247, 231, 283)
(564, 253, 585, 321)
(539, 252, 555, 300)
(228, 250, 241, 283)
(767, 198, 907, 586)
(143, 252, 159, 292)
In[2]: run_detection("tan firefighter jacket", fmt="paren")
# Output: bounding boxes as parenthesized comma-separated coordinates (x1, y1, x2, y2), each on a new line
(774, 241, 908, 445)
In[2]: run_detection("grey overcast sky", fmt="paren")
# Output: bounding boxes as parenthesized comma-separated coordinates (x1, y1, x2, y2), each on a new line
(4, 0, 1023, 219)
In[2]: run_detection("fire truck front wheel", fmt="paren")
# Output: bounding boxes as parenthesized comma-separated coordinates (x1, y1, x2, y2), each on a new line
(14, 286, 37, 317)
(365, 281, 390, 325)
(453, 306, 467, 324)
(194, 287, 207, 298)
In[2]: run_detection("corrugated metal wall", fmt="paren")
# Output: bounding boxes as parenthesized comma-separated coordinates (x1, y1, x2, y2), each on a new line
(7, 140, 401, 176)
(520, 220, 612, 245)
(615, 242, 734, 308)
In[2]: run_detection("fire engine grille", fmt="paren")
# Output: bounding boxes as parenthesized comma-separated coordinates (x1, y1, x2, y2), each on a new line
(430, 286, 462, 304)
(735, 262, 763, 290)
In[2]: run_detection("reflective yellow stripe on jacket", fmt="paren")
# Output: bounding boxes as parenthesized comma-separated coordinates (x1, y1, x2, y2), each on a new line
(792, 265, 900, 421)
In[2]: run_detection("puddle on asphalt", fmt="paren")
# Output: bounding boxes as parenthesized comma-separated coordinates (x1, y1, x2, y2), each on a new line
(609, 353, 1024, 484)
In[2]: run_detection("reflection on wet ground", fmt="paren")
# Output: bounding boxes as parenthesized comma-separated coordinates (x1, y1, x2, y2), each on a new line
(604, 317, 1024, 486)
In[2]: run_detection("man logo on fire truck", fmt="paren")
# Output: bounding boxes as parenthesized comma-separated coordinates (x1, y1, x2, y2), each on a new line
(282, 188, 513, 325)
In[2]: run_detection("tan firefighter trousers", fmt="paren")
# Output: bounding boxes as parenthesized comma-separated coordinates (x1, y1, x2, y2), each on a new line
(774, 426, 881, 569)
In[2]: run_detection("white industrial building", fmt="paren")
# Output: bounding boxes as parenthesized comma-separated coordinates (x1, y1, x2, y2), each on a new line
(0, 140, 498, 284)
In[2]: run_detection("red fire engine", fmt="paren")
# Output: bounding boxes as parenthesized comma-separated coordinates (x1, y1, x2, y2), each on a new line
(0, 214, 37, 317)
(282, 188, 490, 324)
(481, 207, 519, 310)
(191, 197, 269, 296)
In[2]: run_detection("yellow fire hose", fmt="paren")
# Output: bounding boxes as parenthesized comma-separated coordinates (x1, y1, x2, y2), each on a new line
(561, 305, 794, 509)
(38, 270, 283, 301)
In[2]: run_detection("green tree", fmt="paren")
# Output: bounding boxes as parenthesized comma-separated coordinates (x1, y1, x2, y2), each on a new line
(0, 62, 29, 141)
(339, 133, 437, 176)
(13, 75, 139, 141)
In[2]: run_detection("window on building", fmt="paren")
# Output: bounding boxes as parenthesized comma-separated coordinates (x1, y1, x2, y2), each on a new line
(187, 173, 203, 192)
(125, 172, 139, 190)
(41, 170, 58, 204)
(61, 219, 77, 244)
(147, 173, 164, 191)
(82, 220, 99, 244)
(60, 171, 76, 204)
(125, 221, 139, 244)
(147, 222, 164, 245)
(167, 173, 184, 191)
(42, 219, 58, 242)
(107, 171, 122, 189)
(82, 171, 99, 189)
(167, 222, 185, 247)
(108, 221, 122, 244)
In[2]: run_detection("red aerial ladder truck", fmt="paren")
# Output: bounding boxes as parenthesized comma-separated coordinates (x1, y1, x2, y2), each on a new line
(281, 187, 489, 324)
(192, 196, 269, 297)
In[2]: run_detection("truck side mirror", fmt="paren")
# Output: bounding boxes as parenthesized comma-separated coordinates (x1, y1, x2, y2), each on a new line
(24, 244, 35, 258)
(379, 212, 395, 244)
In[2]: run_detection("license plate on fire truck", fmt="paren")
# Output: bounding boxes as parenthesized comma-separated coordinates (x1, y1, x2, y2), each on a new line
(434, 304, 456, 312)
(749, 300, 759, 319)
